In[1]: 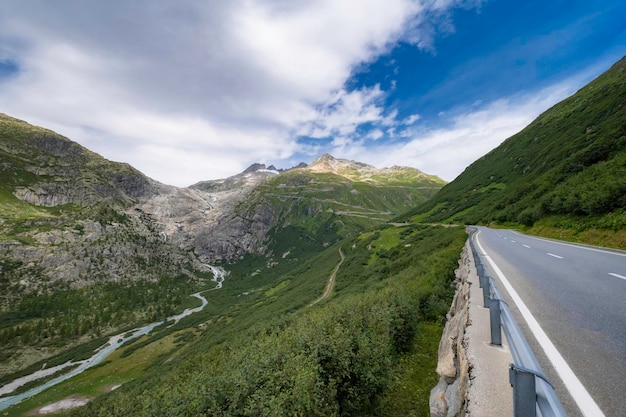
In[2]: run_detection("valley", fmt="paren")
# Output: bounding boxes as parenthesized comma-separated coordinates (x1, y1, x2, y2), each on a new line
(1, 55, 624, 416)
(2, 221, 466, 416)
(1, 113, 451, 415)
(0, 265, 226, 412)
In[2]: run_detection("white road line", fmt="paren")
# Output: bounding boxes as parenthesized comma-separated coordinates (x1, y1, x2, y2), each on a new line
(475, 231, 606, 417)
(511, 231, 626, 257)
(608, 273, 626, 281)
(547, 253, 563, 259)
(523, 244, 531, 248)
(511, 240, 516, 243)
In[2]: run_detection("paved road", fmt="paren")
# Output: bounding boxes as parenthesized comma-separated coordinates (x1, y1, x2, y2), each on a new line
(473, 227, 626, 417)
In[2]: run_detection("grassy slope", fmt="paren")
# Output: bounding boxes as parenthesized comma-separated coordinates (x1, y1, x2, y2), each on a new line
(240, 168, 444, 244)
(3, 225, 465, 417)
(0, 115, 202, 377)
(400, 56, 626, 248)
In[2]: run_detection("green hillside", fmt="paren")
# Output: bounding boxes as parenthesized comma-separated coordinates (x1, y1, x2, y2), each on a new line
(51, 225, 464, 417)
(0, 113, 159, 208)
(239, 163, 444, 244)
(0, 115, 207, 382)
(0, 114, 458, 416)
(401, 56, 626, 248)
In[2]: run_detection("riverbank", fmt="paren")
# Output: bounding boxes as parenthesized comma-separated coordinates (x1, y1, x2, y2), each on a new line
(0, 265, 227, 413)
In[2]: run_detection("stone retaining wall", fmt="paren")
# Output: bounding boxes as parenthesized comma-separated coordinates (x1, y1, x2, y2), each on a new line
(429, 241, 472, 417)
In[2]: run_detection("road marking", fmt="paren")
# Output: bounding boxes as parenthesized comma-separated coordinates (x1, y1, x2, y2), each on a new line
(511, 231, 626, 257)
(475, 231, 606, 417)
(523, 244, 531, 248)
(511, 240, 516, 243)
(547, 253, 564, 259)
(609, 273, 626, 280)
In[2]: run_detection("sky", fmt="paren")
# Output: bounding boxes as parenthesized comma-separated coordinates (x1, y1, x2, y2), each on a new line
(0, 0, 624, 187)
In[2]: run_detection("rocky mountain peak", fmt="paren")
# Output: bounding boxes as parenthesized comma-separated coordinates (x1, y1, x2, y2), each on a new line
(243, 163, 267, 173)
(307, 154, 373, 175)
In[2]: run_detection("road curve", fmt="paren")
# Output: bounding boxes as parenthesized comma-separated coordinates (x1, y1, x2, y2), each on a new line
(474, 227, 625, 417)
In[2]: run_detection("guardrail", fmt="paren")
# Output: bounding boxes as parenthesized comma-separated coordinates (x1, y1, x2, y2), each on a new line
(468, 229, 569, 417)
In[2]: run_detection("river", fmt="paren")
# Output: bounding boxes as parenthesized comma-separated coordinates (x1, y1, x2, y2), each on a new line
(0, 265, 227, 412)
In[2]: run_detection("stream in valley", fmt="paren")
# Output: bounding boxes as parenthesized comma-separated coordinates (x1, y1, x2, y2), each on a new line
(0, 266, 227, 412)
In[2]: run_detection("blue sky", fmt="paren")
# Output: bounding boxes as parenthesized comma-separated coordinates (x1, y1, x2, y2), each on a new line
(0, 0, 624, 186)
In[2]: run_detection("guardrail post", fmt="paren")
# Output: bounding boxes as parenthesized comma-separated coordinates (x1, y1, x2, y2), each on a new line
(476, 259, 486, 288)
(509, 365, 537, 417)
(488, 295, 502, 345)
(482, 274, 491, 307)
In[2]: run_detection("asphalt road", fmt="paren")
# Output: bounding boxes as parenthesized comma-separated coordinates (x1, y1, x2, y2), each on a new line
(473, 227, 626, 417)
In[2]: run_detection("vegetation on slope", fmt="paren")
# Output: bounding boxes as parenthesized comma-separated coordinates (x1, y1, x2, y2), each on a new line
(50, 225, 464, 417)
(401, 56, 626, 247)
(0, 115, 204, 376)
(1, 111, 457, 416)
(0, 110, 450, 406)
(239, 167, 443, 245)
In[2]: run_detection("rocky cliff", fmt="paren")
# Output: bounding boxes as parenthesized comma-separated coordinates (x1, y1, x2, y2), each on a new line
(1, 114, 447, 294)
(1, 114, 163, 208)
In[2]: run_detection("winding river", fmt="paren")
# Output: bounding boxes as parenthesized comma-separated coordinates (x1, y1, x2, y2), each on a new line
(0, 266, 227, 412)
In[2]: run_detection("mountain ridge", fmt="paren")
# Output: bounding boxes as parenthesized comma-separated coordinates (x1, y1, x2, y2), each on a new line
(400, 55, 626, 247)
(2, 54, 625, 416)
(0, 113, 165, 208)
(305, 153, 444, 185)
(0, 112, 446, 379)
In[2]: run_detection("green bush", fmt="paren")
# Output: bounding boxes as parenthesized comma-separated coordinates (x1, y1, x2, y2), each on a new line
(67, 226, 466, 417)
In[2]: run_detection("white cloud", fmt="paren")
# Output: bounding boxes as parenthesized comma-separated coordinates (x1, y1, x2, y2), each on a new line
(298, 85, 394, 139)
(0, 0, 445, 186)
(366, 129, 385, 140)
(0, 0, 584, 188)
(339, 79, 580, 181)
(402, 113, 421, 125)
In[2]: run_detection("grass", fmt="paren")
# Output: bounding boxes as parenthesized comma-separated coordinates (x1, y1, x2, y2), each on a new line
(377, 322, 444, 417)
(398, 56, 626, 237)
(4, 330, 179, 417)
(526, 223, 626, 249)
(0, 225, 462, 417)
(365, 226, 405, 265)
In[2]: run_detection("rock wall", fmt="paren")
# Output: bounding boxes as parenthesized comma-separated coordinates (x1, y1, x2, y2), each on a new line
(430, 241, 472, 417)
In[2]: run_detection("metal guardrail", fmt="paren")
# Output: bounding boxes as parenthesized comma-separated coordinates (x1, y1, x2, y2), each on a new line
(468, 230, 569, 417)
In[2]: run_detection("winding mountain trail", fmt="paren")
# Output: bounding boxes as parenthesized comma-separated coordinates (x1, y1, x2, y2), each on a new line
(0, 265, 227, 412)
(310, 248, 344, 306)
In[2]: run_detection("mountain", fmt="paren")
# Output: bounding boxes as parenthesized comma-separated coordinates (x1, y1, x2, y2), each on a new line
(401, 56, 626, 245)
(0, 114, 201, 287)
(0, 113, 163, 207)
(0, 115, 213, 378)
(138, 154, 445, 262)
(190, 163, 282, 193)
(0, 113, 445, 381)
(307, 153, 442, 186)
(224, 154, 445, 262)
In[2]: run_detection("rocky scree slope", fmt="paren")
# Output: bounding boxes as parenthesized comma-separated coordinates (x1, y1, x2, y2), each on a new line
(139, 154, 445, 262)
(1, 114, 445, 295)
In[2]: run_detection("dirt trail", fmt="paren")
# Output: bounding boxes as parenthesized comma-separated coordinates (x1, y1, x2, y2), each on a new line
(310, 248, 344, 306)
